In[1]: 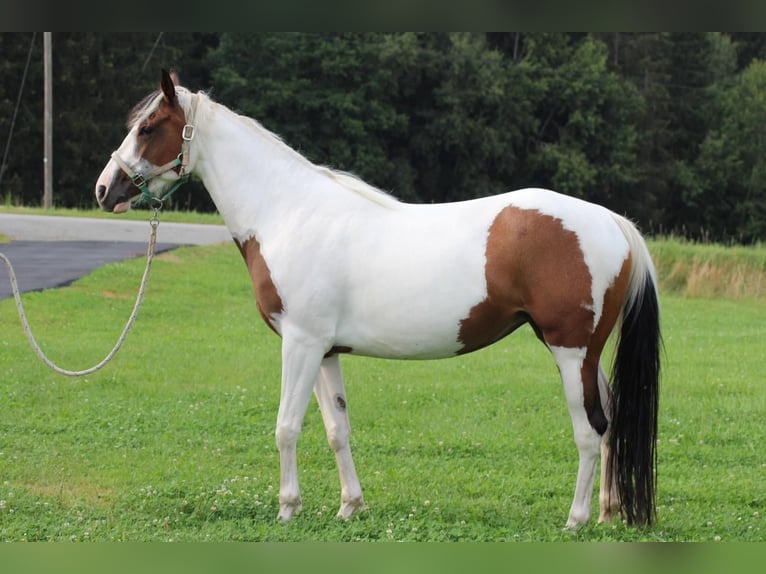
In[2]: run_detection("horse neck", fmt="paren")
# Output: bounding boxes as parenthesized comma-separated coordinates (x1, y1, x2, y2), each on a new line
(189, 96, 341, 243)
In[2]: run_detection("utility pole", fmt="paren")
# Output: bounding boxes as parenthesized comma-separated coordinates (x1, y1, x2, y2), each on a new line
(43, 32, 52, 209)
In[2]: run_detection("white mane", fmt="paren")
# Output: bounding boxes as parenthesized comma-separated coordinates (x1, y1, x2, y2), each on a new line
(315, 167, 400, 209)
(185, 90, 401, 210)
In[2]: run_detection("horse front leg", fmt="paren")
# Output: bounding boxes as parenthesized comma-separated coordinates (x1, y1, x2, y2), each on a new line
(275, 337, 325, 522)
(314, 354, 366, 519)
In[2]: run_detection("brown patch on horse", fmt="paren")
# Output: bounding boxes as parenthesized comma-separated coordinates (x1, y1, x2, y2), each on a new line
(458, 205, 616, 435)
(134, 96, 185, 172)
(457, 206, 593, 354)
(234, 237, 284, 334)
(581, 253, 633, 435)
(580, 357, 607, 435)
(127, 71, 185, 175)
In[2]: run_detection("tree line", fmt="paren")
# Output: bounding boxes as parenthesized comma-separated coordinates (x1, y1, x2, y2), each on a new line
(2, 32, 766, 242)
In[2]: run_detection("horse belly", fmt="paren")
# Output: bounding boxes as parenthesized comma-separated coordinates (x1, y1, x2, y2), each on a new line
(334, 217, 494, 359)
(336, 295, 481, 360)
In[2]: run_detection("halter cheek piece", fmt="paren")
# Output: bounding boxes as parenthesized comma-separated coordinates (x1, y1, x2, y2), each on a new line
(111, 94, 198, 208)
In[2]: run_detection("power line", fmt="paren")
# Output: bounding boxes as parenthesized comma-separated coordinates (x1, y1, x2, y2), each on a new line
(43, 32, 52, 209)
(142, 32, 164, 72)
(0, 32, 37, 193)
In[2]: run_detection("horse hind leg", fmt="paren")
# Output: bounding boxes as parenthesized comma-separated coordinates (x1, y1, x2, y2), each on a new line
(597, 361, 620, 524)
(314, 354, 366, 519)
(549, 345, 605, 529)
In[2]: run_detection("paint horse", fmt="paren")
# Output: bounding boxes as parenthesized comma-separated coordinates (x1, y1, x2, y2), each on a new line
(96, 71, 660, 528)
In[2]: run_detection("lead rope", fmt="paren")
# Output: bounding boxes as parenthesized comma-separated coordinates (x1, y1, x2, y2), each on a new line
(0, 211, 160, 377)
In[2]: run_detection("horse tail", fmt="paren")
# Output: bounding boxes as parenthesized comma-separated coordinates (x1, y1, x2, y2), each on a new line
(607, 214, 661, 526)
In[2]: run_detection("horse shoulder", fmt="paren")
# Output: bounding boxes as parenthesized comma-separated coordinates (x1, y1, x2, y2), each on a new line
(233, 236, 284, 333)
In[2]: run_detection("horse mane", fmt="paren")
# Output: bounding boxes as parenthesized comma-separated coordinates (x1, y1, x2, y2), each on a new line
(314, 166, 400, 209)
(193, 91, 401, 210)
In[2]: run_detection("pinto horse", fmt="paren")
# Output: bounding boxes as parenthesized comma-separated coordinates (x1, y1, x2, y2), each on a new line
(95, 70, 660, 528)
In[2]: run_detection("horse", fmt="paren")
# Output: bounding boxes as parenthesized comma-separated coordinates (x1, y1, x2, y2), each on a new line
(95, 70, 660, 528)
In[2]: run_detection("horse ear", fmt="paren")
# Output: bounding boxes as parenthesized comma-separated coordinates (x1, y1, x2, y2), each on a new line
(160, 68, 177, 104)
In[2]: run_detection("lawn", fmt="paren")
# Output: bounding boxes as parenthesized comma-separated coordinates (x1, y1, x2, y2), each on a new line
(0, 240, 764, 541)
(0, 205, 224, 226)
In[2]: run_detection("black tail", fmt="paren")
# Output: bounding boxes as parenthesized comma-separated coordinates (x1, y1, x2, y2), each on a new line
(607, 271, 661, 526)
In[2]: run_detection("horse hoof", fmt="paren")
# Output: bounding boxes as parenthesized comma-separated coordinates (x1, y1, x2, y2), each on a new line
(337, 498, 367, 520)
(597, 511, 616, 524)
(278, 500, 302, 522)
(564, 513, 588, 531)
(597, 502, 620, 524)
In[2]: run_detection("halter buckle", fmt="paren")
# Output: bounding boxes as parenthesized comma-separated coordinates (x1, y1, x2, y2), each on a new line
(182, 124, 195, 141)
(131, 172, 147, 190)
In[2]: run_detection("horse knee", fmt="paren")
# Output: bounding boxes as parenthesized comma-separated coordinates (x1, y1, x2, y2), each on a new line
(275, 422, 301, 450)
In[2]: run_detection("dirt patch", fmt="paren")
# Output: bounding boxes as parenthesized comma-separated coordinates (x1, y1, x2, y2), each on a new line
(156, 252, 184, 264)
(22, 482, 115, 507)
(101, 290, 130, 299)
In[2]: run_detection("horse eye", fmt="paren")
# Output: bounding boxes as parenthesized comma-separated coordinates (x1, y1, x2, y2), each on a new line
(138, 125, 153, 137)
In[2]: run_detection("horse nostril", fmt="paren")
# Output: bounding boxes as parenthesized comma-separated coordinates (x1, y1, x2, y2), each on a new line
(96, 184, 107, 202)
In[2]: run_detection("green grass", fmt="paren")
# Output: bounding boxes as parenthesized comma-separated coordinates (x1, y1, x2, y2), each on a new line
(0, 205, 224, 226)
(1, 243, 764, 541)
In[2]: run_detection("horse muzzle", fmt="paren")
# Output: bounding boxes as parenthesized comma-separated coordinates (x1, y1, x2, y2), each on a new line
(95, 179, 135, 214)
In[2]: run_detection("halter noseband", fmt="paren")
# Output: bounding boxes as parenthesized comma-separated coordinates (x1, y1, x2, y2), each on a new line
(111, 94, 198, 208)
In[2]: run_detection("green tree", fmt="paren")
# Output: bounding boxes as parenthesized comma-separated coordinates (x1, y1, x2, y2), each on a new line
(729, 32, 766, 71)
(207, 33, 540, 203)
(208, 33, 413, 198)
(602, 32, 739, 236)
(694, 60, 766, 241)
(384, 32, 538, 202)
(519, 34, 644, 215)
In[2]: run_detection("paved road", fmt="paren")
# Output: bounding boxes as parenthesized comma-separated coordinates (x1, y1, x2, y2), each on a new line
(0, 213, 231, 244)
(0, 213, 231, 300)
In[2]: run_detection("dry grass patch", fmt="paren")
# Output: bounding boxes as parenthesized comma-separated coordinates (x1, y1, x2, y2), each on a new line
(650, 238, 766, 302)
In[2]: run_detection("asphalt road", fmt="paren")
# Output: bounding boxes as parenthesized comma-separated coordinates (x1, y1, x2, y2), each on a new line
(0, 213, 231, 300)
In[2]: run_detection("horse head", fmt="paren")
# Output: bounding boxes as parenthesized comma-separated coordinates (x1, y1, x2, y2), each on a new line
(95, 69, 192, 213)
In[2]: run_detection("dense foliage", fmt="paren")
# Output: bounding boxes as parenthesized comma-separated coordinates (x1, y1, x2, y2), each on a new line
(2, 32, 766, 242)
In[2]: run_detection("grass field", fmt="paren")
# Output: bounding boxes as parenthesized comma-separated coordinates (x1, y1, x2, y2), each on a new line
(0, 205, 225, 226)
(1, 234, 764, 541)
